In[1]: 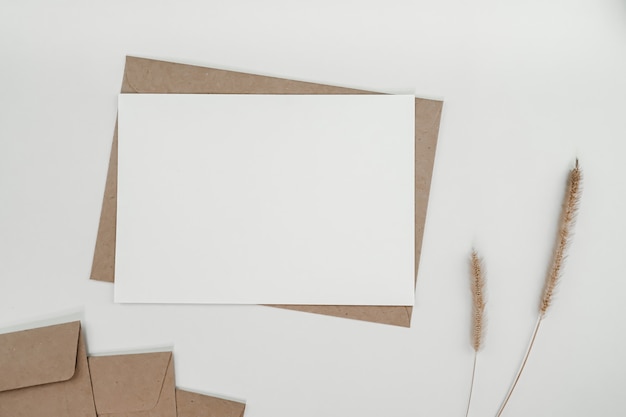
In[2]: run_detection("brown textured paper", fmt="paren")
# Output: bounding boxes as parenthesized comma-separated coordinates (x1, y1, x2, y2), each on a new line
(91, 56, 443, 327)
(88, 351, 177, 417)
(0, 321, 97, 417)
(176, 389, 246, 417)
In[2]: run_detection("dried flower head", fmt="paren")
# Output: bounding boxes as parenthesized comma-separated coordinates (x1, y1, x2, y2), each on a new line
(540, 159, 582, 316)
(470, 250, 486, 351)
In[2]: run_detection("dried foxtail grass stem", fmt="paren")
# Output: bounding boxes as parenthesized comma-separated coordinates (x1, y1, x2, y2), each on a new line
(465, 250, 486, 417)
(471, 250, 486, 352)
(540, 159, 582, 316)
(496, 160, 582, 417)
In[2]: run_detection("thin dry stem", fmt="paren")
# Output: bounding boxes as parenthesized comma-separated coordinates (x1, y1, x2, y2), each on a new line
(471, 250, 486, 351)
(540, 159, 582, 316)
(495, 317, 542, 417)
(465, 351, 478, 417)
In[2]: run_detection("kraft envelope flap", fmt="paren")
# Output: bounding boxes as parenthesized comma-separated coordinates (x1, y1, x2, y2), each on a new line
(0, 321, 80, 392)
(0, 321, 97, 417)
(89, 351, 175, 415)
(176, 389, 246, 417)
(90, 56, 443, 327)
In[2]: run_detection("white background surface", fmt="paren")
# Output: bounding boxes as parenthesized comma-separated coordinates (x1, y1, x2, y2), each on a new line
(1, 1, 625, 416)
(116, 94, 415, 305)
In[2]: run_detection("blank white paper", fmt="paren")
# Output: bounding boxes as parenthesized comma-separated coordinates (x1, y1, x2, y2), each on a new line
(115, 94, 415, 305)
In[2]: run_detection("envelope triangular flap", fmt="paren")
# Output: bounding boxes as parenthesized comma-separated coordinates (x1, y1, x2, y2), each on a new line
(176, 389, 246, 417)
(88, 351, 172, 414)
(0, 321, 80, 392)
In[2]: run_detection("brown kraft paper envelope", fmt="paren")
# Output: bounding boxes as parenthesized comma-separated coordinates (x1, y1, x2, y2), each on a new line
(88, 351, 177, 417)
(176, 389, 246, 417)
(91, 56, 443, 327)
(0, 321, 97, 417)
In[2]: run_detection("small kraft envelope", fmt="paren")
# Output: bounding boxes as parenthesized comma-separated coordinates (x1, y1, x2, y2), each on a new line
(176, 389, 246, 417)
(91, 56, 443, 326)
(88, 351, 177, 417)
(0, 321, 97, 417)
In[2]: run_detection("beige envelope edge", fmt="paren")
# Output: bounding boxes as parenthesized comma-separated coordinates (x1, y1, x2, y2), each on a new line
(176, 389, 246, 417)
(0, 321, 97, 417)
(90, 56, 443, 327)
(88, 351, 246, 417)
(88, 351, 177, 416)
